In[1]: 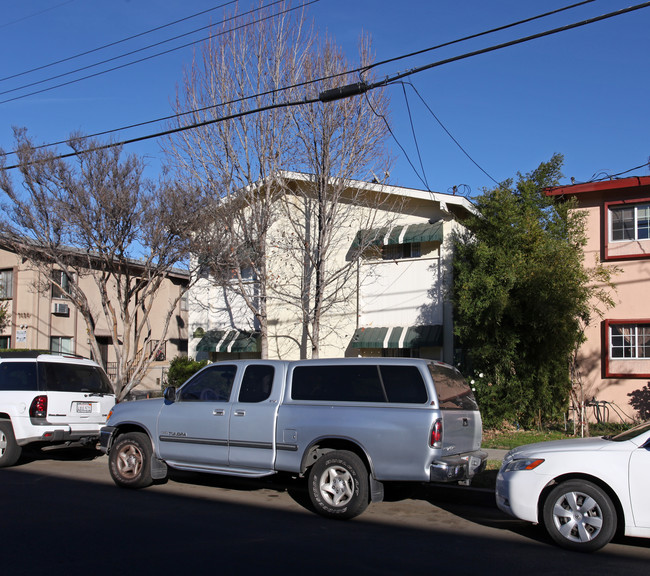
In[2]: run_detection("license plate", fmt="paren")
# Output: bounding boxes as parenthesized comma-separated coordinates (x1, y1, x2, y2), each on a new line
(76, 402, 93, 413)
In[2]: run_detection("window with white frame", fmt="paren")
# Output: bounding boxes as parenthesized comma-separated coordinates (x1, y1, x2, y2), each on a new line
(610, 324, 650, 359)
(0, 269, 13, 299)
(610, 204, 650, 242)
(51, 336, 73, 355)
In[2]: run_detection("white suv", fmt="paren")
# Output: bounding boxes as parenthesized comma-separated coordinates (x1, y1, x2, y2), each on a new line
(0, 352, 115, 467)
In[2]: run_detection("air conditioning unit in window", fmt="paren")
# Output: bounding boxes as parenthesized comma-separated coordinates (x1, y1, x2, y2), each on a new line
(52, 302, 70, 316)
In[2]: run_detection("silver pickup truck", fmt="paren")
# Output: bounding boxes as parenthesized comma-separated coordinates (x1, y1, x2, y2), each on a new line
(100, 358, 487, 519)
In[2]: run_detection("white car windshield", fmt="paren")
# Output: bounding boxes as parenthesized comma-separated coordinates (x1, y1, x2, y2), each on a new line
(609, 420, 650, 442)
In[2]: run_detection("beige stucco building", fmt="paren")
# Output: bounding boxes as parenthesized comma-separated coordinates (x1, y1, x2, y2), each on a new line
(547, 176, 650, 422)
(0, 244, 189, 392)
(188, 174, 474, 364)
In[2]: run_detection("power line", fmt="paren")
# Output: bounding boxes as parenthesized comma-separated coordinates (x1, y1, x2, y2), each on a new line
(0, 0, 76, 31)
(359, 0, 597, 77)
(402, 81, 500, 185)
(3, 1, 649, 170)
(0, 0, 316, 105)
(0, 1, 613, 156)
(0, 1, 238, 82)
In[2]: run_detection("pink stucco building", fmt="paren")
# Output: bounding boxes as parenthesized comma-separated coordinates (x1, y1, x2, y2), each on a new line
(547, 176, 650, 423)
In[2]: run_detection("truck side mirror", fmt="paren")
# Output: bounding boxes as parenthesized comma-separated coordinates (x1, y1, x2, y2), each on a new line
(163, 386, 177, 403)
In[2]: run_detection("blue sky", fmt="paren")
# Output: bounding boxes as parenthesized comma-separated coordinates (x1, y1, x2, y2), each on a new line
(1, 0, 649, 196)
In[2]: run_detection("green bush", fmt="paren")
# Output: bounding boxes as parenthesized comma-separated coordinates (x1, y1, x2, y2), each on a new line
(166, 355, 208, 389)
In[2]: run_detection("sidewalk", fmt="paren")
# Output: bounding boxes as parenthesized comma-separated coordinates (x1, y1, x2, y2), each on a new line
(485, 448, 508, 461)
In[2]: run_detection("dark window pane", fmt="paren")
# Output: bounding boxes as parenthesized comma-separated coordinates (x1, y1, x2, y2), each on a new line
(179, 365, 236, 402)
(292, 365, 385, 402)
(239, 364, 274, 403)
(40, 362, 113, 394)
(0, 362, 37, 391)
(380, 365, 428, 404)
(428, 363, 478, 410)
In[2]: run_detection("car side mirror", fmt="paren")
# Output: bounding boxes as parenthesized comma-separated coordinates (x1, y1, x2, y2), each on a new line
(163, 386, 177, 403)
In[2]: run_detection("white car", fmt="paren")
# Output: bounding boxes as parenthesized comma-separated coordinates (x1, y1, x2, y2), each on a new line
(496, 421, 650, 552)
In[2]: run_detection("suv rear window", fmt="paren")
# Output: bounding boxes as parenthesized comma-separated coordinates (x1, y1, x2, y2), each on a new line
(39, 362, 113, 394)
(0, 362, 38, 391)
(291, 364, 428, 404)
(428, 363, 478, 410)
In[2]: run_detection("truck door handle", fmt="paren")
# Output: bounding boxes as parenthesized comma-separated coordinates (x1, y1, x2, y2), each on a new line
(234, 410, 246, 417)
(213, 409, 225, 416)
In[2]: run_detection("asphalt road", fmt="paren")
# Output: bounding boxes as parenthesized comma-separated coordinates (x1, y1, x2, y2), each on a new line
(1, 445, 649, 576)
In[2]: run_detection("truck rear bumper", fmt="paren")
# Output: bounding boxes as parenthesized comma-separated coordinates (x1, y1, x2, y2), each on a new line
(429, 450, 488, 483)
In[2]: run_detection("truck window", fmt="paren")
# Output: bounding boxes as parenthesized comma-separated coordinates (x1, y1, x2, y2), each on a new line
(380, 365, 428, 404)
(178, 364, 236, 402)
(428, 363, 478, 410)
(291, 365, 386, 402)
(238, 365, 274, 403)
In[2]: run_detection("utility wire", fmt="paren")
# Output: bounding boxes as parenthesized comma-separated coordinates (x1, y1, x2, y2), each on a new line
(359, 0, 597, 77)
(0, 0, 317, 105)
(0, 1, 238, 82)
(0, 0, 76, 31)
(0, 0, 613, 156)
(3, 1, 649, 169)
(403, 81, 500, 185)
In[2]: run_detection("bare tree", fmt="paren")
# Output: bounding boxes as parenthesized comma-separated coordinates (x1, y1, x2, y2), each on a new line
(165, 2, 396, 359)
(274, 35, 394, 358)
(163, 0, 312, 358)
(0, 129, 197, 399)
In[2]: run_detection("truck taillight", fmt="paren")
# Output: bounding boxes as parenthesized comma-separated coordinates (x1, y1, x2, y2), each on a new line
(30, 395, 48, 418)
(430, 418, 442, 448)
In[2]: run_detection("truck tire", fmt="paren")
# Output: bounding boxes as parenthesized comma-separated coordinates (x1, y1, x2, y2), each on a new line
(0, 421, 22, 468)
(308, 450, 369, 519)
(108, 432, 154, 489)
(542, 479, 617, 552)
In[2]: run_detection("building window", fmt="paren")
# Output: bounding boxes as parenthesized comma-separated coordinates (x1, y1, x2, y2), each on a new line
(51, 336, 73, 355)
(610, 204, 650, 242)
(0, 336, 10, 349)
(0, 269, 13, 299)
(610, 324, 650, 359)
(51, 270, 72, 299)
(382, 242, 421, 260)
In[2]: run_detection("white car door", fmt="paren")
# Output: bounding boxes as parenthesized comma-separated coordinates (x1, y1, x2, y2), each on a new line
(629, 442, 650, 528)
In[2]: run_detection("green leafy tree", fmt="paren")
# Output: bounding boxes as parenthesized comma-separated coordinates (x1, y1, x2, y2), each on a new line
(452, 154, 600, 428)
(166, 356, 208, 389)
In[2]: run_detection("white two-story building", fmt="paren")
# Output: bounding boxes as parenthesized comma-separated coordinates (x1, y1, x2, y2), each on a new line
(188, 173, 474, 363)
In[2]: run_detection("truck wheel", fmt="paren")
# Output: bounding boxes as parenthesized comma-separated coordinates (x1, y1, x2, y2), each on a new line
(542, 479, 617, 552)
(109, 432, 153, 489)
(0, 421, 22, 468)
(308, 450, 369, 519)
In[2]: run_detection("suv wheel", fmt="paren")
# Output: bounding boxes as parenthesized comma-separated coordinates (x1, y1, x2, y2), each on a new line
(308, 450, 369, 519)
(109, 432, 153, 489)
(0, 421, 22, 468)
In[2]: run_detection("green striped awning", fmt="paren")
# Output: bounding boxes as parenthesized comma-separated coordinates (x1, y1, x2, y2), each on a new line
(350, 325, 443, 349)
(196, 329, 261, 353)
(349, 221, 443, 251)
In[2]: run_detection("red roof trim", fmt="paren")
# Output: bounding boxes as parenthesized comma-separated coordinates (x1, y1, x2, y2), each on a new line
(545, 176, 650, 197)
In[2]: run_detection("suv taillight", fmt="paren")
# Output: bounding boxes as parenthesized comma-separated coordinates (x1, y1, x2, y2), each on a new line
(30, 395, 48, 418)
(430, 418, 442, 448)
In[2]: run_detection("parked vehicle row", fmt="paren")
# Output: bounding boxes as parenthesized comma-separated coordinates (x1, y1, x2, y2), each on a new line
(3, 351, 649, 553)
